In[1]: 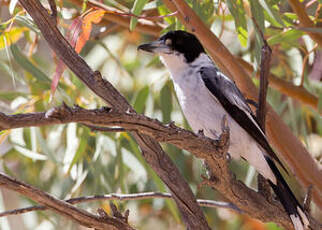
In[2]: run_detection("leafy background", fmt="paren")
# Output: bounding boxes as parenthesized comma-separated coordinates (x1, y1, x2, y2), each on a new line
(0, 0, 321, 229)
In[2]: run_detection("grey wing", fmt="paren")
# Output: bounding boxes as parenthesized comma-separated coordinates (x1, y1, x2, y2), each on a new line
(199, 66, 287, 171)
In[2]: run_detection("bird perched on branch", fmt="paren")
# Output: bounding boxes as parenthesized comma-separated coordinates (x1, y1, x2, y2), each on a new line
(138, 30, 309, 230)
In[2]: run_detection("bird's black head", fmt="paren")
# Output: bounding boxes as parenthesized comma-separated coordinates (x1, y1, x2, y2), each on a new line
(138, 30, 205, 63)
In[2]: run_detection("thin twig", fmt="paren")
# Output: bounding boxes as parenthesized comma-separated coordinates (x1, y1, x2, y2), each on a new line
(0, 173, 134, 230)
(252, 17, 271, 132)
(0, 192, 240, 218)
(48, 0, 57, 24)
(251, 16, 273, 203)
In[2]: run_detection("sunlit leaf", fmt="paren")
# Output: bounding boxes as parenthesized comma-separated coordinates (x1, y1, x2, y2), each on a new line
(157, 5, 175, 25)
(75, 9, 105, 53)
(67, 134, 88, 173)
(15, 15, 41, 34)
(226, 0, 248, 47)
(63, 123, 79, 174)
(9, 0, 19, 14)
(14, 145, 47, 161)
(259, 0, 285, 27)
(267, 29, 303, 46)
(71, 169, 88, 193)
(0, 27, 27, 49)
(130, 0, 149, 31)
(133, 86, 149, 113)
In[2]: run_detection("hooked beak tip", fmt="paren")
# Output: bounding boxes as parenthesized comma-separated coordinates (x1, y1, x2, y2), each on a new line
(137, 43, 155, 53)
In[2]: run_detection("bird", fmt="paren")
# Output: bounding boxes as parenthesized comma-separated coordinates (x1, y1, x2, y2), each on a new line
(138, 30, 309, 230)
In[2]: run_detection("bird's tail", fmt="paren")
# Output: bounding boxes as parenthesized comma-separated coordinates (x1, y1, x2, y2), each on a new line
(265, 156, 309, 230)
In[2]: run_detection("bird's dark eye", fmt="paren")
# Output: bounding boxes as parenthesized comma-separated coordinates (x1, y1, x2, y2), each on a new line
(165, 38, 172, 46)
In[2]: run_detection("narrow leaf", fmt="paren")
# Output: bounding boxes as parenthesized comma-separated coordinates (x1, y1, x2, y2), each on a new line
(130, 0, 149, 31)
(133, 86, 149, 113)
(10, 44, 51, 85)
(160, 82, 172, 123)
(259, 0, 285, 27)
(9, 0, 19, 14)
(267, 29, 303, 46)
(0, 27, 27, 49)
(250, 0, 265, 32)
(14, 145, 47, 161)
(226, 0, 248, 47)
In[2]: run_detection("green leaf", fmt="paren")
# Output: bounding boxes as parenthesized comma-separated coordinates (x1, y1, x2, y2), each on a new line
(64, 123, 79, 173)
(250, 0, 265, 32)
(0, 91, 27, 101)
(157, 5, 175, 25)
(226, 0, 248, 47)
(14, 145, 47, 161)
(259, 0, 285, 27)
(15, 15, 41, 34)
(133, 86, 149, 113)
(67, 131, 89, 174)
(116, 140, 126, 192)
(267, 29, 303, 46)
(130, 0, 149, 31)
(10, 44, 51, 86)
(160, 82, 172, 123)
(0, 27, 27, 49)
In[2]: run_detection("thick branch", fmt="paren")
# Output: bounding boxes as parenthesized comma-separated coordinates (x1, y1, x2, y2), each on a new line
(237, 58, 320, 112)
(0, 192, 240, 217)
(18, 0, 210, 229)
(162, 0, 322, 208)
(0, 173, 134, 230)
(0, 105, 314, 230)
(288, 0, 322, 47)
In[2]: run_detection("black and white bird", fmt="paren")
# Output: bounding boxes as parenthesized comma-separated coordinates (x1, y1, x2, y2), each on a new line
(138, 30, 309, 230)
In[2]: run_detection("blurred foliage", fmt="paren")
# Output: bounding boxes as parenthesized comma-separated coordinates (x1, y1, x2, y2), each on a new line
(0, 0, 321, 230)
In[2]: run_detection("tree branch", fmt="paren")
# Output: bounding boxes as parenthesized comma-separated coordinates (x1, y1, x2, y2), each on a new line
(17, 0, 210, 229)
(0, 173, 134, 230)
(68, 0, 162, 37)
(162, 0, 322, 208)
(0, 192, 240, 218)
(237, 58, 320, 113)
(3, 104, 322, 229)
(288, 0, 322, 47)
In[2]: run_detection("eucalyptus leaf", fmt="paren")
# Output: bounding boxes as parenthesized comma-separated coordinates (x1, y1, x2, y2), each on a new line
(133, 86, 149, 113)
(14, 145, 47, 161)
(10, 44, 51, 85)
(226, 0, 248, 47)
(130, 0, 149, 31)
(160, 82, 172, 123)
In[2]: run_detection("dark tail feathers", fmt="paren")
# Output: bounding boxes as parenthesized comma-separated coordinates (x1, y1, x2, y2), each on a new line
(265, 156, 309, 230)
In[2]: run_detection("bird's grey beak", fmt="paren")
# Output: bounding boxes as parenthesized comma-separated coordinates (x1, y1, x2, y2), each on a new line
(138, 40, 171, 54)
